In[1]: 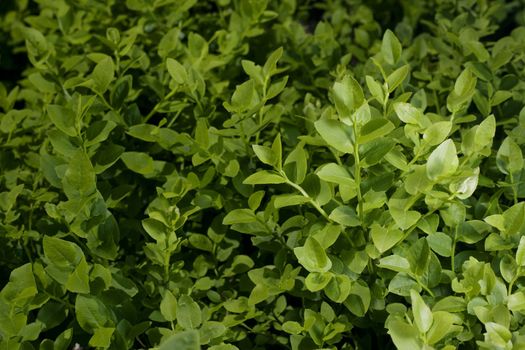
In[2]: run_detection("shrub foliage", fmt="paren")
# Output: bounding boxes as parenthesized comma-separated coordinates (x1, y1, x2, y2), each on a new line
(1, 0, 525, 349)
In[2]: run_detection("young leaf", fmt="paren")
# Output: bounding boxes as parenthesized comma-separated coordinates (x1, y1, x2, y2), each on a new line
(386, 65, 409, 92)
(121, 152, 155, 174)
(294, 237, 332, 273)
(410, 289, 433, 333)
(317, 163, 355, 187)
(47, 105, 77, 137)
(426, 139, 459, 181)
(314, 119, 354, 154)
(496, 137, 523, 175)
(332, 75, 364, 118)
(92, 56, 115, 93)
(370, 225, 403, 253)
(166, 58, 187, 84)
(243, 171, 286, 185)
(381, 29, 402, 65)
(177, 295, 202, 330)
(75, 295, 113, 333)
(159, 330, 200, 350)
(274, 194, 310, 208)
(160, 290, 178, 322)
(393, 102, 423, 125)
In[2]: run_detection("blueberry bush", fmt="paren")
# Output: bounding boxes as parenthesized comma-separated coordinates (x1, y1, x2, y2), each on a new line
(1, 0, 525, 349)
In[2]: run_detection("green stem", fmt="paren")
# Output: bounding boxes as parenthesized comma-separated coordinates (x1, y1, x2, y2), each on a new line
(509, 172, 519, 205)
(415, 276, 435, 298)
(433, 89, 441, 114)
(145, 88, 178, 122)
(44, 291, 74, 310)
(509, 267, 521, 296)
(353, 125, 364, 224)
(164, 249, 171, 283)
(283, 176, 331, 222)
(329, 148, 343, 166)
(451, 227, 458, 274)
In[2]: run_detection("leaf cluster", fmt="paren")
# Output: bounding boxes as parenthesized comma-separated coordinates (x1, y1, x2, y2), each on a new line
(1, 0, 525, 349)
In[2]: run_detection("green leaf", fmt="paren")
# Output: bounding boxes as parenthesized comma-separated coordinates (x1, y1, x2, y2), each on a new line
(248, 191, 265, 211)
(282, 321, 303, 335)
(75, 295, 113, 333)
(62, 150, 97, 198)
(65, 258, 90, 293)
(243, 170, 286, 185)
(447, 68, 477, 112)
(365, 75, 385, 104)
(426, 139, 459, 181)
(359, 118, 395, 144)
(362, 138, 396, 167)
(267, 76, 288, 99)
(92, 56, 115, 93)
(508, 292, 525, 312)
(195, 118, 209, 148)
(317, 163, 355, 187)
(159, 330, 200, 350)
(121, 152, 155, 174)
(126, 124, 158, 142)
(284, 144, 308, 184)
(263, 47, 283, 76)
(252, 145, 275, 167)
(324, 274, 352, 303)
(407, 239, 431, 276)
(410, 289, 433, 333)
(160, 290, 178, 322)
(110, 77, 130, 109)
(54, 328, 73, 350)
(189, 234, 213, 252)
(274, 194, 310, 208)
(222, 209, 256, 225)
(387, 319, 422, 349)
(386, 65, 409, 92)
(85, 120, 117, 147)
(89, 327, 115, 348)
(390, 208, 421, 230)
(230, 80, 258, 111)
(248, 284, 269, 305)
(177, 295, 202, 330)
(344, 280, 371, 317)
(332, 75, 364, 119)
(294, 237, 332, 273)
(43, 236, 84, 267)
(329, 206, 360, 227)
(1, 263, 37, 306)
(516, 236, 525, 266)
(311, 223, 342, 249)
(370, 225, 403, 253)
(426, 232, 453, 257)
(166, 58, 187, 84)
(314, 119, 354, 154)
(142, 218, 170, 242)
(305, 271, 333, 292)
(393, 102, 422, 125)
(241, 60, 263, 85)
(423, 121, 452, 146)
(496, 137, 523, 175)
(381, 29, 402, 65)
(378, 255, 411, 273)
(47, 105, 77, 137)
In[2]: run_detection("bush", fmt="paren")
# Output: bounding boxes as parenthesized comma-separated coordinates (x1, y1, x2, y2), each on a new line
(1, 0, 525, 349)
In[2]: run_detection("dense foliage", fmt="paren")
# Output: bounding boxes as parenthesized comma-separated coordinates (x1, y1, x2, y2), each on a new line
(1, 0, 525, 349)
